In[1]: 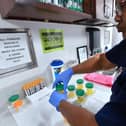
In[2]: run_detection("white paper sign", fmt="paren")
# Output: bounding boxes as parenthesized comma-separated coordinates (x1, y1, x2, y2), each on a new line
(0, 33, 32, 69)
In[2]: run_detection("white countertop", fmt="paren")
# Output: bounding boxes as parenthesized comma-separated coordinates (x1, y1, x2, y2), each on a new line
(0, 74, 112, 126)
(68, 74, 112, 113)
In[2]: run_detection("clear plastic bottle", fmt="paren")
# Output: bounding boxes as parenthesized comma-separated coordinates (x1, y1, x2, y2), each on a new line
(76, 89, 85, 103)
(78, 0, 83, 12)
(67, 85, 76, 98)
(85, 82, 94, 95)
(76, 79, 84, 89)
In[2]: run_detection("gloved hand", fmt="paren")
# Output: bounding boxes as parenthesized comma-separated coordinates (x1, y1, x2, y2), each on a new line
(53, 68, 74, 91)
(49, 91, 67, 111)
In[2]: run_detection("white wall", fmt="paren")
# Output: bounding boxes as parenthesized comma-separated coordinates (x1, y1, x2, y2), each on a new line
(0, 18, 92, 107)
(96, 0, 115, 24)
(0, 16, 116, 109)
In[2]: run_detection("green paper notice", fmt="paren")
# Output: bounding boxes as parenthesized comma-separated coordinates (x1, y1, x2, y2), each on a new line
(40, 29, 64, 53)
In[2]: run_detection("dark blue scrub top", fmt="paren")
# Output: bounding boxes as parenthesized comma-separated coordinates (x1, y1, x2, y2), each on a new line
(95, 39, 126, 126)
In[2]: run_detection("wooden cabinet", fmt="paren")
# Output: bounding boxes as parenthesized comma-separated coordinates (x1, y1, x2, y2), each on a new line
(83, 0, 96, 18)
(0, 0, 115, 26)
(0, 0, 92, 24)
(76, 0, 115, 26)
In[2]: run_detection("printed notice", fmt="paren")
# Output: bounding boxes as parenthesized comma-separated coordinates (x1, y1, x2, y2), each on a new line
(0, 33, 32, 69)
(40, 29, 64, 53)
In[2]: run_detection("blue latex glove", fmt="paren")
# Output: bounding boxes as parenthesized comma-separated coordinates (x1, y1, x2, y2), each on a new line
(53, 68, 74, 91)
(49, 91, 67, 111)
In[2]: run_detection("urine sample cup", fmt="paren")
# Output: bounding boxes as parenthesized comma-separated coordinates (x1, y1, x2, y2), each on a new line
(13, 99, 23, 112)
(76, 79, 84, 89)
(56, 82, 64, 93)
(8, 94, 23, 112)
(50, 59, 64, 81)
(85, 82, 94, 95)
(67, 85, 75, 98)
(76, 89, 85, 104)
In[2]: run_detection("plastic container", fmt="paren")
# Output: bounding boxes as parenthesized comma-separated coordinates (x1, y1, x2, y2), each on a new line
(85, 82, 94, 95)
(78, 0, 83, 12)
(13, 99, 23, 112)
(67, 85, 76, 98)
(56, 82, 64, 93)
(50, 59, 64, 81)
(8, 94, 23, 112)
(66, 0, 73, 9)
(76, 79, 84, 89)
(58, 0, 64, 7)
(53, 0, 58, 5)
(76, 89, 85, 103)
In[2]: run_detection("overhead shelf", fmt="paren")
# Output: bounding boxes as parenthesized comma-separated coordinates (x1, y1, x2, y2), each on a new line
(0, 0, 92, 24)
(74, 18, 114, 26)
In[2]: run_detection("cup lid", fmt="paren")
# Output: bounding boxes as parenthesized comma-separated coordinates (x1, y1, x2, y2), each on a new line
(68, 85, 75, 91)
(56, 83, 64, 91)
(76, 79, 84, 84)
(85, 83, 94, 88)
(50, 59, 64, 66)
(8, 94, 19, 103)
(76, 89, 85, 96)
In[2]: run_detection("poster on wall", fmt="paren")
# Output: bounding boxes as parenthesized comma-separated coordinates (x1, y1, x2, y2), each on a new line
(76, 45, 88, 64)
(0, 33, 32, 69)
(0, 29, 37, 77)
(40, 29, 64, 53)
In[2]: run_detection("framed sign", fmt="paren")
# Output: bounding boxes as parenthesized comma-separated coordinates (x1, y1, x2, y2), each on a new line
(76, 45, 88, 64)
(40, 29, 64, 53)
(0, 29, 37, 78)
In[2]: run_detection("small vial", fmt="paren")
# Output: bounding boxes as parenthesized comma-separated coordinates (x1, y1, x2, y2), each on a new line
(76, 79, 84, 89)
(29, 82, 35, 95)
(85, 82, 94, 95)
(76, 89, 85, 103)
(35, 79, 41, 92)
(53, 0, 58, 5)
(25, 85, 31, 96)
(67, 85, 76, 98)
(56, 82, 64, 93)
(22, 85, 30, 96)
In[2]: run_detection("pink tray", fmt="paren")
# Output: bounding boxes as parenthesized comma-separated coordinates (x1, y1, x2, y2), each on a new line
(84, 73, 113, 87)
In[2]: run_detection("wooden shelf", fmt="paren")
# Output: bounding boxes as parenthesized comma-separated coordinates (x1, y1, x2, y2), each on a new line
(0, 0, 92, 24)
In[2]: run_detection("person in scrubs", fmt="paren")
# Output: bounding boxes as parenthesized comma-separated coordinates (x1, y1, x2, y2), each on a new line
(49, 0, 126, 126)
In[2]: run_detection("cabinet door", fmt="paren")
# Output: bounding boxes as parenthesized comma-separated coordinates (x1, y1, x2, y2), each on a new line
(0, 0, 92, 24)
(83, 0, 96, 18)
(96, 0, 115, 23)
(82, 0, 115, 25)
